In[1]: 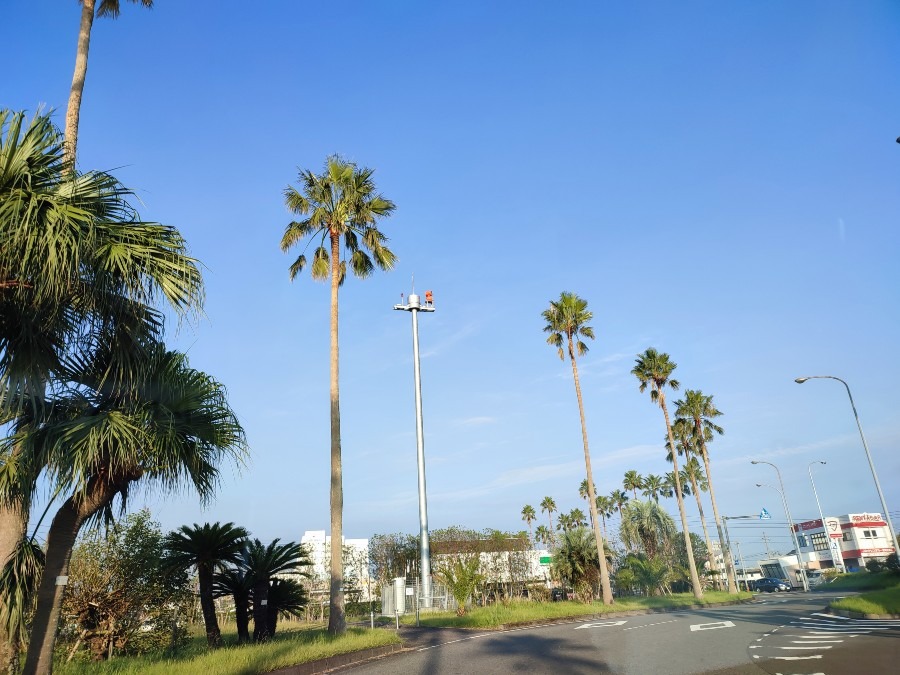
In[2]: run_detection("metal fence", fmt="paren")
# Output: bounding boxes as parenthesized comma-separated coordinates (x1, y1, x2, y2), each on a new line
(380, 578, 457, 616)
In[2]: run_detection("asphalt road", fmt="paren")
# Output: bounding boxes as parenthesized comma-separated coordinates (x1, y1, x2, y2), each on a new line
(344, 592, 899, 675)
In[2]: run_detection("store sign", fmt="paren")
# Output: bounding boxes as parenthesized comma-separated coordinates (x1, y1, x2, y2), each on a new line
(828, 538, 844, 571)
(824, 517, 843, 539)
(849, 512, 885, 525)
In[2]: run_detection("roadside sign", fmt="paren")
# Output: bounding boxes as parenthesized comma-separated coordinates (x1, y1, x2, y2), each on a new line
(824, 517, 842, 538)
(759, 508, 771, 520)
(539, 556, 552, 566)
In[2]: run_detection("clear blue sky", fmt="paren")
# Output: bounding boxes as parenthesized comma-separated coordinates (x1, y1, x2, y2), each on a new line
(7, 1, 899, 564)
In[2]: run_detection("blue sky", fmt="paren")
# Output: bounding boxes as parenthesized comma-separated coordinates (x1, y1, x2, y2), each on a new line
(6, 1, 900, 563)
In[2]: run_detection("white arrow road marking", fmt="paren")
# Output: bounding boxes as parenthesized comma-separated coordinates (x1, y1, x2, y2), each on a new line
(690, 620, 735, 631)
(573, 620, 627, 630)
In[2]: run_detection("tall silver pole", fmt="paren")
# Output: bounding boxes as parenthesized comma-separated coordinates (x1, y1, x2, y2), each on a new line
(796, 376, 898, 556)
(736, 541, 747, 589)
(395, 292, 435, 608)
(723, 515, 753, 590)
(754, 463, 809, 591)
(808, 461, 830, 565)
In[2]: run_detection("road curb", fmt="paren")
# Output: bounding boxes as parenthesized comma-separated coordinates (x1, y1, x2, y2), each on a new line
(826, 606, 900, 620)
(267, 643, 404, 674)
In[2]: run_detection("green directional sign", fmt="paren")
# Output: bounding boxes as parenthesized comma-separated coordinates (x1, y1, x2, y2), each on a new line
(539, 556, 552, 566)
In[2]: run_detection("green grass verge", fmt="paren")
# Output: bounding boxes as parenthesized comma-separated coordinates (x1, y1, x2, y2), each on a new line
(405, 591, 752, 629)
(829, 586, 900, 616)
(56, 626, 400, 675)
(816, 572, 900, 592)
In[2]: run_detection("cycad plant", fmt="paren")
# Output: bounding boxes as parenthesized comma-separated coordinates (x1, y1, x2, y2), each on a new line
(242, 538, 309, 642)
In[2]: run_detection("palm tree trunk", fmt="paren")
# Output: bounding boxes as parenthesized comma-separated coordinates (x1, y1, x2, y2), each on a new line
(23, 473, 131, 675)
(0, 500, 28, 675)
(252, 580, 270, 642)
(234, 593, 250, 643)
(660, 395, 703, 600)
(698, 437, 738, 593)
(197, 567, 221, 647)
(567, 337, 613, 605)
(688, 473, 717, 591)
(65, 0, 96, 167)
(327, 230, 345, 635)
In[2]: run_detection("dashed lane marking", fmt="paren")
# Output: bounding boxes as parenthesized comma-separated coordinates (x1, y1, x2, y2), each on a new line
(622, 619, 676, 631)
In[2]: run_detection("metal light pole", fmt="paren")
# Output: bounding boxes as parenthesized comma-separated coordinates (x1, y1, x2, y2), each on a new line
(808, 460, 832, 568)
(753, 468, 809, 591)
(394, 290, 435, 608)
(795, 376, 898, 556)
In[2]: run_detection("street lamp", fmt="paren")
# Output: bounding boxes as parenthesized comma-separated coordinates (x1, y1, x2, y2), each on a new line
(795, 375, 898, 556)
(752, 458, 810, 591)
(394, 290, 435, 608)
(722, 515, 755, 590)
(807, 461, 837, 569)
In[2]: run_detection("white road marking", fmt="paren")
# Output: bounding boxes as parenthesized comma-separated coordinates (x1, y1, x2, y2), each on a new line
(775, 672, 825, 675)
(574, 620, 627, 630)
(790, 639, 843, 643)
(811, 612, 848, 620)
(774, 655, 823, 660)
(622, 619, 677, 631)
(690, 620, 735, 632)
(777, 645, 832, 650)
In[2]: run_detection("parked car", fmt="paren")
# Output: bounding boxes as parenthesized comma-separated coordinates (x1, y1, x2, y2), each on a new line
(753, 577, 792, 592)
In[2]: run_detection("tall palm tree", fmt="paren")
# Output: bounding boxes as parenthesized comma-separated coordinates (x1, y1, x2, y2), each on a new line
(668, 419, 719, 588)
(21, 344, 245, 675)
(534, 525, 552, 548)
(542, 292, 613, 605)
(521, 505, 536, 547)
(623, 470, 644, 499)
(675, 389, 735, 593)
(569, 508, 587, 529)
(163, 522, 249, 647)
(641, 474, 666, 503)
(281, 156, 396, 635)
(540, 496, 557, 534)
(242, 538, 309, 643)
(65, 0, 154, 166)
(610, 489, 630, 520)
(631, 347, 703, 600)
(556, 512, 573, 533)
(594, 495, 612, 538)
(578, 479, 597, 529)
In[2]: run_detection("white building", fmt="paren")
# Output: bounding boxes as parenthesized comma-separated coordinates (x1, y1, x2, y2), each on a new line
(300, 530, 373, 601)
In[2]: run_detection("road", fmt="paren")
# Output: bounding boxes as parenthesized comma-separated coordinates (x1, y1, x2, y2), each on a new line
(345, 592, 899, 674)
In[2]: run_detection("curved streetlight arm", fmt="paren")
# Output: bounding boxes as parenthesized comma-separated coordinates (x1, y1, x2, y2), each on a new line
(753, 462, 810, 590)
(795, 376, 899, 555)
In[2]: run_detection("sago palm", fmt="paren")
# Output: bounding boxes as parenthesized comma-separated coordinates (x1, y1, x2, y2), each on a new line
(631, 347, 703, 600)
(675, 389, 735, 593)
(542, 292, 612, 605)
(212, 566, 253, 643)
(281, 156, 396, 635)
(242, 538, 309, 643)
(163, 522, 249, 647)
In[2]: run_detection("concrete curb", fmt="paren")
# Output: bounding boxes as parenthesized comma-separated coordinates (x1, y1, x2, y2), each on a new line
(267, 643, 404, 675)
(826, 606, 900, 620)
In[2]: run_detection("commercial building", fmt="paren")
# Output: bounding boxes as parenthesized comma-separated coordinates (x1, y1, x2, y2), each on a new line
(300, 530, 373, 601)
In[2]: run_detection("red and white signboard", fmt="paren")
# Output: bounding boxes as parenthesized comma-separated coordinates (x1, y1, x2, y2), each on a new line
(848, 512, 886, 526)
(824, 517, 843, 539)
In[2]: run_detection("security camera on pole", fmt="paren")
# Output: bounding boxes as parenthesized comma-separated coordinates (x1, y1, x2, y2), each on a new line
(394, 286, 435, 609)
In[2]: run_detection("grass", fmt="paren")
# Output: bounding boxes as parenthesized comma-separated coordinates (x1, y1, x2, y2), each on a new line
(56, 625, 400, 675)
(405, 591, 752, 629)
(815, 571, 900, 592)
(829, 586, 900, 616)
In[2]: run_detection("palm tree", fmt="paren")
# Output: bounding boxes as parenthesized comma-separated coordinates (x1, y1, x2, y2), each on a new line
(610, 489, 630, 520)
(542, 292, 613, 605)
(551, 528, 601, 603)
(163, 522, 249, 647)
(534, 525, 552, 548)
(619, 500, 677, 560)
(21, 345, 246, 674)
(675, 389, 735, 593)
(281, 156, 396, 635)
(668, 419, 719, 588)
(521, 505, 536, 547)
(540, 496, 557, 534)
(569, 508, 587, 529)
(556, 512, 573, 533)
(623, 470, 644, 500)
(594, 495, 612, 538)
(212, 566, 253, 643)
(578, 479, 597, 529)
(641, 474, 666, 503)
(65, 0, 154, 166)
(631, 347, 703, 600)
(242, 538, 309, 643)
